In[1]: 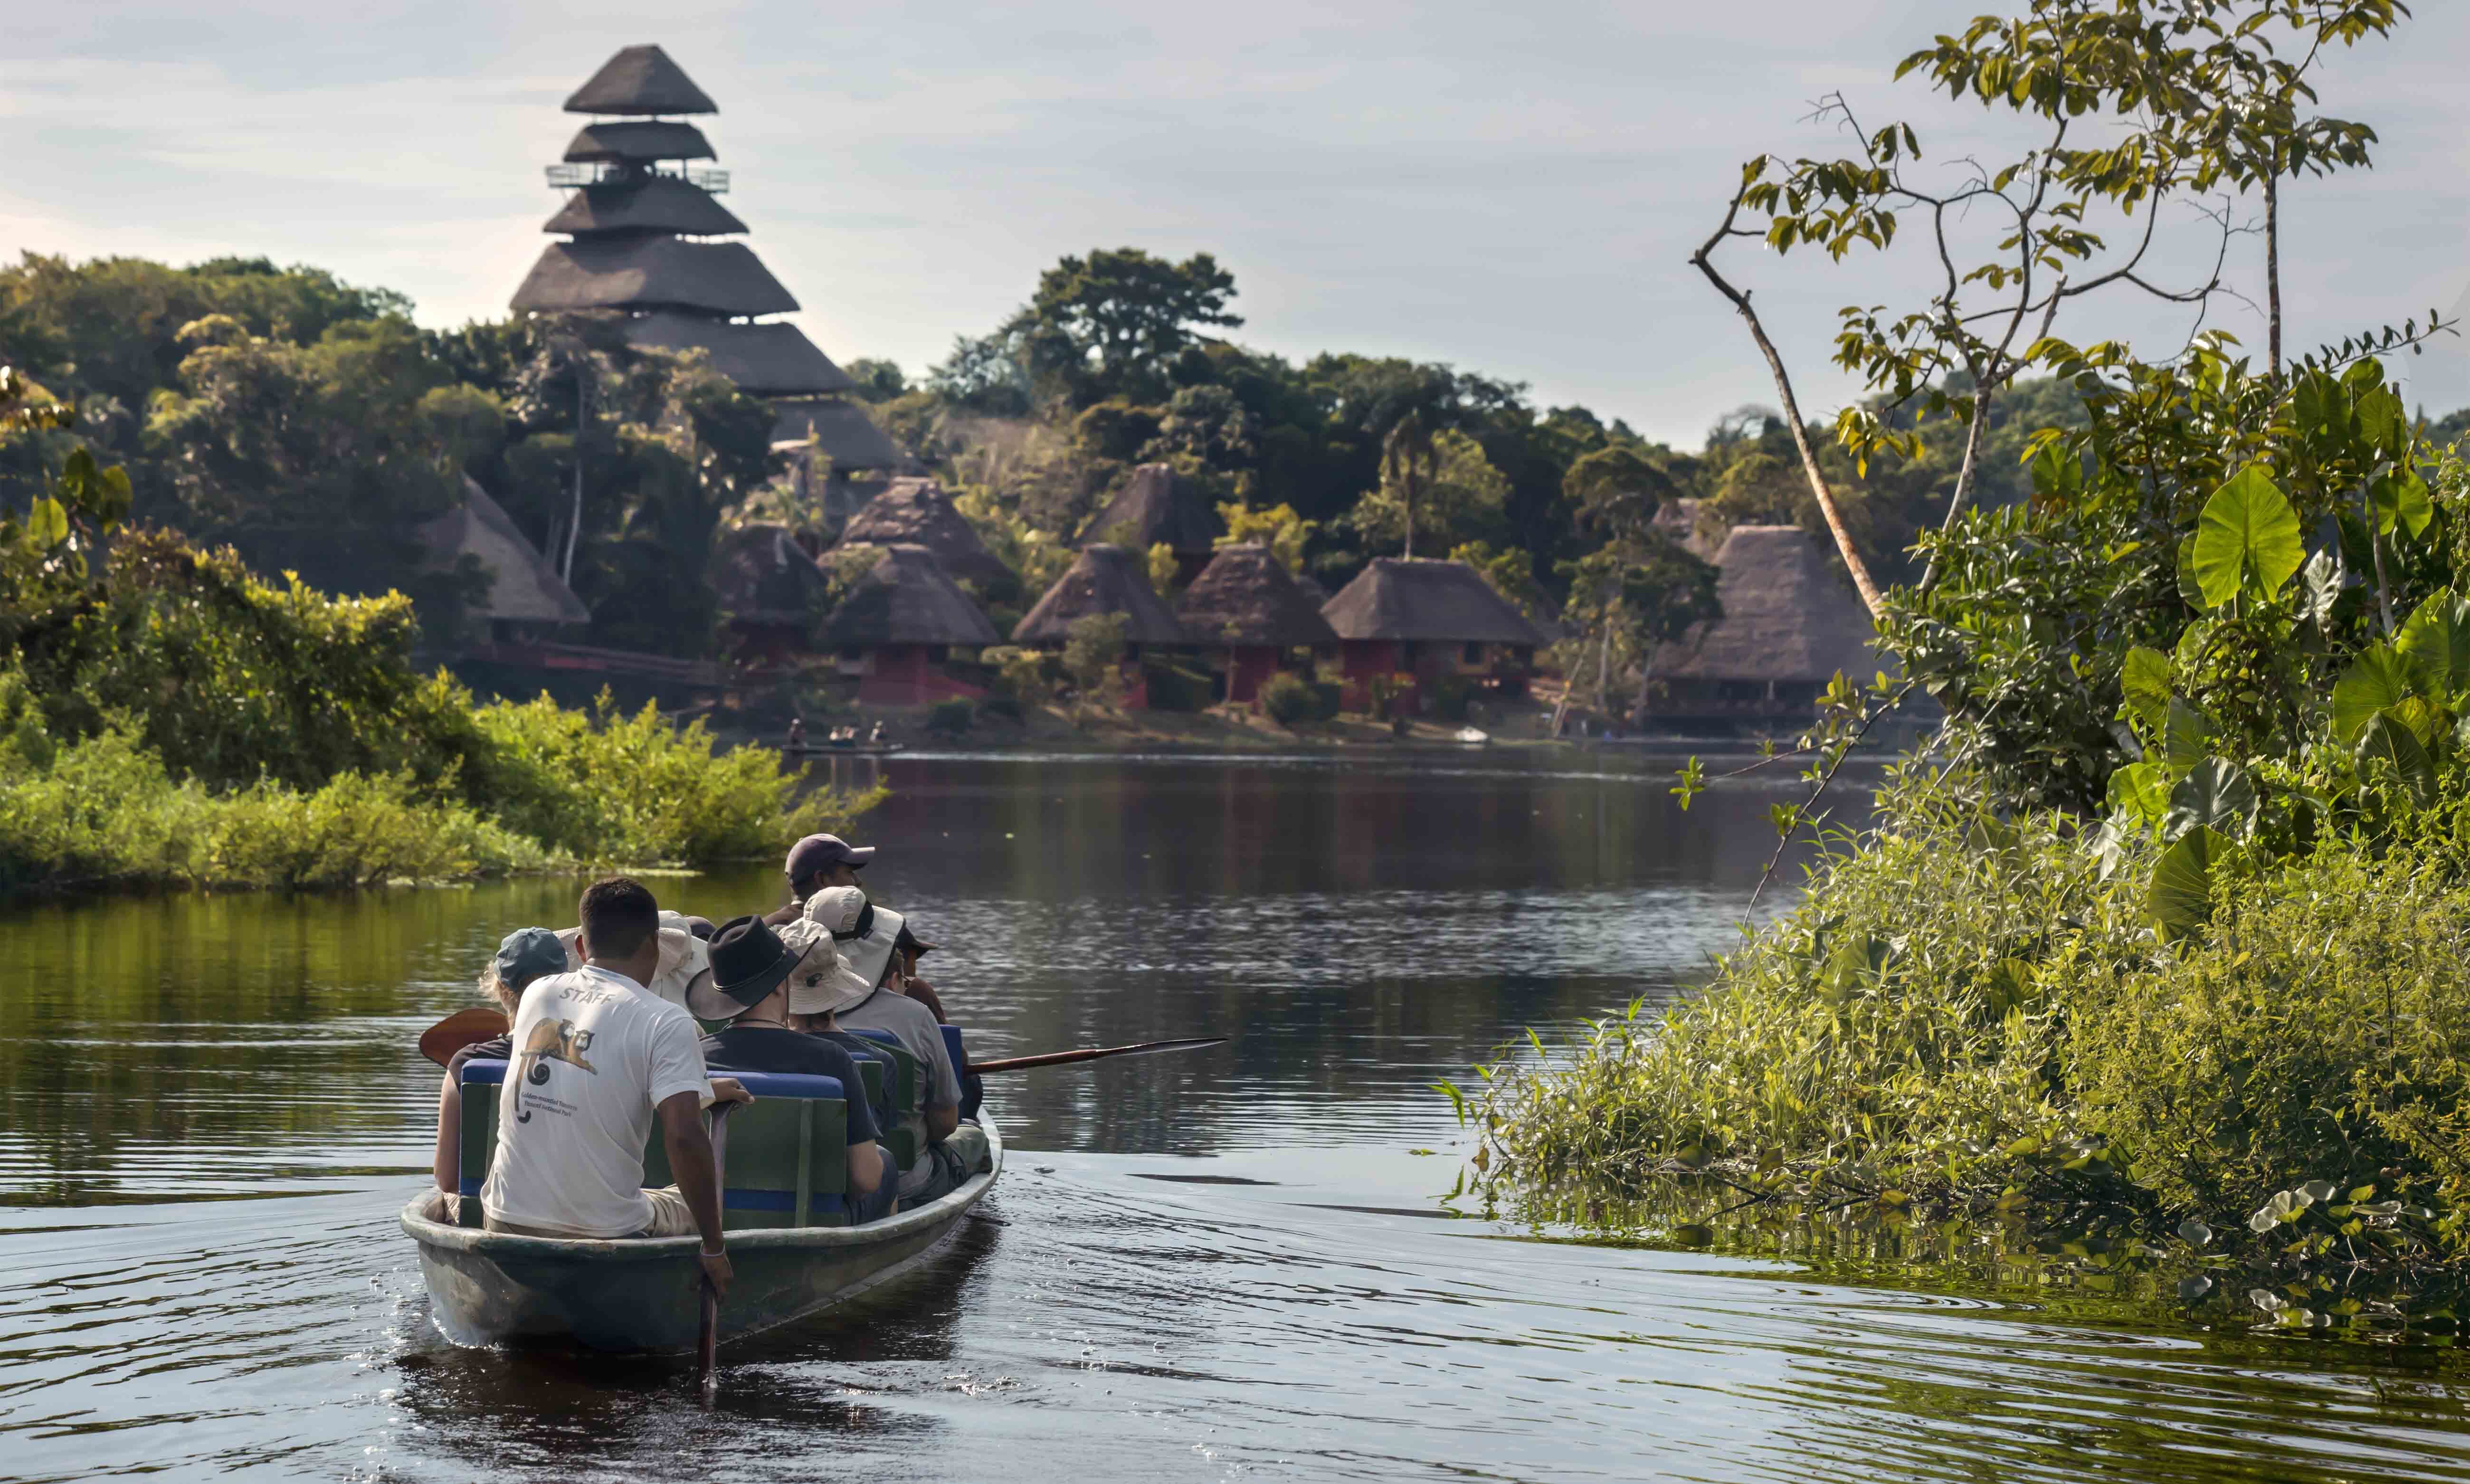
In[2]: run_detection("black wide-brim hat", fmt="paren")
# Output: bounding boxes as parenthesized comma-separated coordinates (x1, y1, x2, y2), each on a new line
(688, 913, 813, 1021)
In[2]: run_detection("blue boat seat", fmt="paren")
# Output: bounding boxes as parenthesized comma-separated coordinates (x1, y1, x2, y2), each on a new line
(456, 1058, 855, 1230)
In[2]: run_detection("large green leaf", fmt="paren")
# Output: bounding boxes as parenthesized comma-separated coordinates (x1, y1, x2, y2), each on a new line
(2118, 647, 2172, 740)
(2192, 465, 2305, 608)
(2164, 757, 2256, 840)
(2397, 590, 2470, 696)
(2149, 826, 2231, 942)
(2331, 645, 2417, 744)
(2164, 697, 2213, 773)
(2373, 468, 2434, 539)
(2106, 760, 2167, 832)
(23, 497, 66, 551)
(2356, 713, 2437, 804)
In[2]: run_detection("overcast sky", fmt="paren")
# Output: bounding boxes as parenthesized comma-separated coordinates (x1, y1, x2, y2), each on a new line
(8, 1, 2470, 446)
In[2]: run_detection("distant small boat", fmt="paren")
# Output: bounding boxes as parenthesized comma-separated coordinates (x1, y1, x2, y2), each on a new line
(1453, 727, 1491, 745)
(787, 741, 905, 757)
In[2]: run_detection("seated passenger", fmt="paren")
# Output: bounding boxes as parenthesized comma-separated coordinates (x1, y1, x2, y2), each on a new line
(551, 911, 713, 1013)
(806, 886, 987, 1204)
(478, 878, 748, 1301)
(690, 915, 893, 1223)
(430, 925, 564, 1200)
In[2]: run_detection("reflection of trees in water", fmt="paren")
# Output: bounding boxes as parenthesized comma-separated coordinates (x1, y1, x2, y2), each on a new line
(0, 879, 589, 1200)
(0, 756, 1869, 1197)
(390, 1217, 999, 1465)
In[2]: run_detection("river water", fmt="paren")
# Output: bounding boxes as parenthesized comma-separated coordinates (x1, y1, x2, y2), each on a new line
(0, 750, 2466, 1483)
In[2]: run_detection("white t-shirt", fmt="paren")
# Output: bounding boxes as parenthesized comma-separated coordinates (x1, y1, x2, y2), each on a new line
(479, 965, 711, 1238)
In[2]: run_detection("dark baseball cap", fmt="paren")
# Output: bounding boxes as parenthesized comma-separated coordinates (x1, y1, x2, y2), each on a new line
(493, 927, 569, 991)
(785, 833, 874, 880)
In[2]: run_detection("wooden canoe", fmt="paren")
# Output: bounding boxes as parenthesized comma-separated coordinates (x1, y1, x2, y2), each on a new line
(399, 1115, 1002, 1352)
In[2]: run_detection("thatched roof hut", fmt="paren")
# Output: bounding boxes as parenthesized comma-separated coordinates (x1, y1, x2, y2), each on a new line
(1081, 463, 1224, 557)
(1175, 543, 1336, 648)
(1654, 524, 1878, 687)
(543, 176, 747, 238)
(509, 237, 797, 317)
(625, 314, 852, 397)
(1320, 558, 1548, 647)
(564, 44, 717, 115)
(1012, 545, 1185, 647)
(769, 399, 904, 469)
(420, 477, 589, 626)
(709, 523, 833, 628)
(819, 545, 1000, 648)
(836, 478, 1012, 591)
(562, 121, 713, 163)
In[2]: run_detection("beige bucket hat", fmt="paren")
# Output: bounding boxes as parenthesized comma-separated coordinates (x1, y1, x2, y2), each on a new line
(800, 886, 904, 999)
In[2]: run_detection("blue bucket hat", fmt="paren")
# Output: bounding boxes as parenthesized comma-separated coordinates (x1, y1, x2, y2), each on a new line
(493, 926, 570, 994)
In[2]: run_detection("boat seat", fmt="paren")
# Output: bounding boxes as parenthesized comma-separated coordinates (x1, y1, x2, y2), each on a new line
(840, 1028, 924, 1169)
(456, 1059, 855, 1231)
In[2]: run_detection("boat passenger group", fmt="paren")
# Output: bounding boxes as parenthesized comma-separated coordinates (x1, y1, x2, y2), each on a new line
(424, 832, 985, 1300)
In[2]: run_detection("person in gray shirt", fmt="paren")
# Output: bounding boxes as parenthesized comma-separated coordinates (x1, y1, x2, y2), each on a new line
(801, 886, 985, 1203)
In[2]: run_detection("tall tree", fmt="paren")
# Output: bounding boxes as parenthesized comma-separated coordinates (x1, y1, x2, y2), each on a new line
(1016, 248, 1243, 406)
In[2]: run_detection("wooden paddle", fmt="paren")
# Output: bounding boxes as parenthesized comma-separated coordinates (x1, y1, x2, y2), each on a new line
(698, 1098, 735, 1406)
(969, 1036, 1228, 1074)
(418, 1007, 510, 1068)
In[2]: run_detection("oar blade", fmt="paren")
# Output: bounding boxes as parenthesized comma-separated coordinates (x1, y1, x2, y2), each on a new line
(418, 1007, 511, 1068)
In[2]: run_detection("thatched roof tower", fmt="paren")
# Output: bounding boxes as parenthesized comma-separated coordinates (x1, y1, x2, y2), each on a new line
(1012, 545, 1185, 646)
(836, 478, 1013, 592)
(709, 523, 833, 628)
(818, 545, 1001, 648)
(1320, 558, 1547, 647)
(512, 45, 899, 470)
(1081, 464, 1225, 558)
(420, 477, 590, 626)
(1654, 525, 1878, 685)
(563, 43, 719, 115)
(1175, 543, 1336, 647)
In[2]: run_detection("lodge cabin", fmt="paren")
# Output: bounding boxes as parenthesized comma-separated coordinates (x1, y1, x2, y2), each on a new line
(1079, 464, 1226, 587)
(511, 46, 904, 529)
(817, 544, 1001, 705)
(1011, 545, 1185, 708)
(835, 478, 1016, 601)
(418, 477, 592, 645)
(1648, 524, 1881, 730)
(1172, 542, 1338, 704)
(709, 522, 834, 667)
(1319, 557, 1547, 714)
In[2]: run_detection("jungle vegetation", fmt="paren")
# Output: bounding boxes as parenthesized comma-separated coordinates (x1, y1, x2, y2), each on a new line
(1470, 0, 2470, 1335)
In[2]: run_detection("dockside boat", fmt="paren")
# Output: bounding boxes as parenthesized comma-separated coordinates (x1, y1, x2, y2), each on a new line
(404, 1053, 1000, 1352)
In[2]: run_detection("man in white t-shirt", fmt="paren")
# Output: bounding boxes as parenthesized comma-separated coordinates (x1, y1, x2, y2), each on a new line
(479, 878, 747, 1299)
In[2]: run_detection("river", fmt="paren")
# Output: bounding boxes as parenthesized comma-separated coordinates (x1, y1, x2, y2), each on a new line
(0, 750, 2464, 1482)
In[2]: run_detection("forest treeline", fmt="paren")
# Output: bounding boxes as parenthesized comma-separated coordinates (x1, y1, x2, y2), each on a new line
(0, 248, 2085, 688)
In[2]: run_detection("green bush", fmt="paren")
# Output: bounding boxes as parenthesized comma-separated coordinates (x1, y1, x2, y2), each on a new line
(0, 726, 545, 894)
(1258, 671, 1319, 725)
(2068, 847, 2470, 1216)
(924, 699, 974, 736)
(1475, 772, 2137, 1190)
(1311, 679, 1343, 721)
(1432, 673, 1474, 722)
(467, 691, 881, 867)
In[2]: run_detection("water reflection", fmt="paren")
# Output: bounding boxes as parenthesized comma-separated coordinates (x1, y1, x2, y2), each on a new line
(0, 751, 2461, 1482)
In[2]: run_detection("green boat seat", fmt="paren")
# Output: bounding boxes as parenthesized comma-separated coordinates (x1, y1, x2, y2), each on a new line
(841, 1028, 925, 1170)
(456, 1059, 854, 1230)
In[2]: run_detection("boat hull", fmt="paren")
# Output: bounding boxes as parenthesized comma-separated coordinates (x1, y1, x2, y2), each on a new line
(402, 1117, 1002, 1352)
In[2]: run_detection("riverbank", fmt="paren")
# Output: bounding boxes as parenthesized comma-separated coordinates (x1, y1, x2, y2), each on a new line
(0, 532, 877, 900)
(1465, 772, 2470, 1337)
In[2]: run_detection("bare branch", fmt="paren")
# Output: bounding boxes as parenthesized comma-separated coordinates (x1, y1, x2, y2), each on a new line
(1691, 178, 1886, 618)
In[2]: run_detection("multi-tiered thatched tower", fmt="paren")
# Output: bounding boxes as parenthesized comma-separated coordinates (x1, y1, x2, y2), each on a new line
(511, 45, 902, 515)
